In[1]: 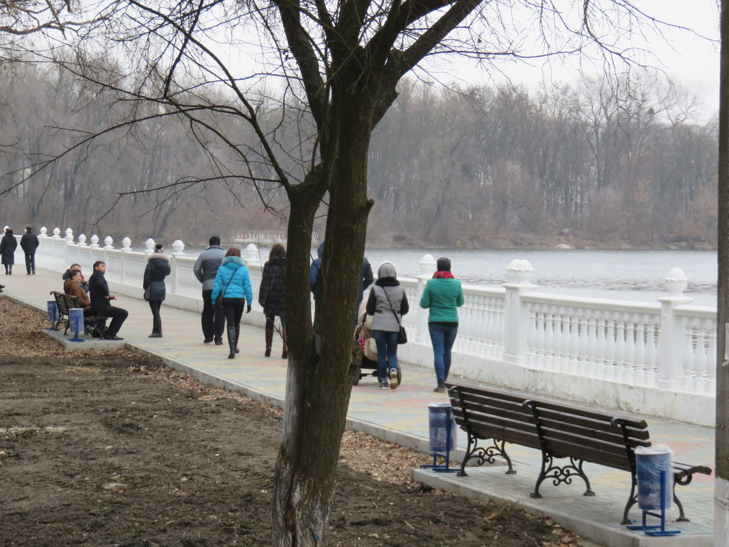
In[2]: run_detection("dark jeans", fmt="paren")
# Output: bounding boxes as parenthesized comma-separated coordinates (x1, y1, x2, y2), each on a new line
(428, 323, 458, 384)
(373, 329, 399, 381)
(265, 314, 286, 329)
(149, 300, 162, 333)
(202, 289, 226, 341)
(223, 298, 244, 330)
(24, 252, 35, 274)
(3, 263, 11, 274)
(94, 305, 128, 338)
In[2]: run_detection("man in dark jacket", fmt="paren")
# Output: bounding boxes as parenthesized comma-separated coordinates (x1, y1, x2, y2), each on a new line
(309, 241, 325, 300)
(356, 257, 373, 325)
(193, 236, 226, 344)
(20, 226, 39, 275)
(89, 261, 128, 340)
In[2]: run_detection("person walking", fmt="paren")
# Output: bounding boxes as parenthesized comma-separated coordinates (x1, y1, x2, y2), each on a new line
(211, 247, 253, 359)
(89, 260, 128, 340)
(20, 226, 39, 275)
(258, 244, 287, 358)
(143, 244, 171, 338)
(309, 241, 325, 300)
(420, 257, 464, 392)
(366, 261, 409, 390)
(356, 256, 374, 326)
(0, 228, 17, 275)
(194, 236, 227, 344)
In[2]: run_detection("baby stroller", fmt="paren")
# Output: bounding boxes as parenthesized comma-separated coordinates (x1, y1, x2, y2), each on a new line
(354, 306, 402, 386)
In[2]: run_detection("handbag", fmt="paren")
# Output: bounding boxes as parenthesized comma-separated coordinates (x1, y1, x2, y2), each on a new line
(143, 286, 150, 301)
(215, 271, 236, 308)
(382, 287, 407, 345)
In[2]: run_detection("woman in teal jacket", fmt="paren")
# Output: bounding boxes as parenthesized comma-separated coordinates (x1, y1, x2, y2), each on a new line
(419, 257, 464, 392)
(212, 247, 254, 359)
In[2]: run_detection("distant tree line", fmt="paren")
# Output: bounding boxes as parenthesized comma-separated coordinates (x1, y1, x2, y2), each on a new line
(0, 62, 717, 247)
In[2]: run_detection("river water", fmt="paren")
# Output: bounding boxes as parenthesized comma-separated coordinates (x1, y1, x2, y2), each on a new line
(180, 246, 718, 307)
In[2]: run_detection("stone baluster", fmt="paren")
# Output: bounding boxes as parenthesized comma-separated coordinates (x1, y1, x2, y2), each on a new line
(90, 235, 100, 248)
(119, 237, 131, 284)
(526, 307, 537, 366)
(623, 315, 636, 384)
(52, 227, 61, 239)
(103, 236, 114, 249)
(692, 323, 708, 393)
(502, 259, 536, 365)
(568, 309, 580, 373)
(145, 238, 156, 254)
(121, 237, 132, 251)
(534, 304, 545, 358)
(634, 320, 647, 385)
(644, 318, 658, 386)
(705, 319, 717, 395)
(172, 240, 185, 256)
(65, 228, 74, 244)
(613, 313, 626, 381)
(656, 268, 693, 389)
(594, 312, 606, 375)
(39, 227, 47, 237)
(416, 254, 437, 344)
(78, 234, 87, 247)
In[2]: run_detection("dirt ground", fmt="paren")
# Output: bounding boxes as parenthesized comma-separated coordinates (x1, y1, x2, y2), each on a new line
(0, 298, 588, 546)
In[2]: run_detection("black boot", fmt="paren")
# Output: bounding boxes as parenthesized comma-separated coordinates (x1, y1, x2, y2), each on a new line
(235, 325, 240, 354)
(265, 327, 273, 357)
(149, 317, 162, 338)
(227, 326, 237, 359)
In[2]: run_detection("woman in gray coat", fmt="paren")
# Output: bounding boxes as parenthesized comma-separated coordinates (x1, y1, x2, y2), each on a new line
(366, 261, 409, 390)
(143, 244, 171, 338)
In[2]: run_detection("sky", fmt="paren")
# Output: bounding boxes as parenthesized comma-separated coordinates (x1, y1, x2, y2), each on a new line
(415, 0, 721, 122)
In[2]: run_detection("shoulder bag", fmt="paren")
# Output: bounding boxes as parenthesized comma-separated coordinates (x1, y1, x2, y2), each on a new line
(144, 286, 150, 301)
(382, 287, 407, 345)
(215, 269, 236, 308)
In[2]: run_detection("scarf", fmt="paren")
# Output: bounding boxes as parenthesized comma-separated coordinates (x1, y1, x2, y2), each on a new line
(433, 271, 454, 279)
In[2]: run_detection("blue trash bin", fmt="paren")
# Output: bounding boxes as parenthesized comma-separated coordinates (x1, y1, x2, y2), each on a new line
(47, 300, 59, 329)
(635, 445, 673, 511)
(68, 308, 85, 343)
(428, 403, 457, 454)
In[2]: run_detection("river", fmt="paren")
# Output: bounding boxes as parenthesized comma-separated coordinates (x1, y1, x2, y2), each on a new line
(179, 246, 718, 307)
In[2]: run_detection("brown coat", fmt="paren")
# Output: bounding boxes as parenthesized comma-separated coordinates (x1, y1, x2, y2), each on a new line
(64, 278, 91, 310)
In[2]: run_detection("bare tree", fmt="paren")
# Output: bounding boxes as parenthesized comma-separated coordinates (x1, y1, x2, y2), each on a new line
(0, 0, 710, 543)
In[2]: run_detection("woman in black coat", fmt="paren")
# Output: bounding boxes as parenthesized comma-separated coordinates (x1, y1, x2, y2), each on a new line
(143, 244, 171, 338)
(0, 229, 17, 275)
(258, 244, 287, 358)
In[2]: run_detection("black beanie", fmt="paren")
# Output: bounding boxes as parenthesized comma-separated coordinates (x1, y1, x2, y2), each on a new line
(437, 257, 451, 272)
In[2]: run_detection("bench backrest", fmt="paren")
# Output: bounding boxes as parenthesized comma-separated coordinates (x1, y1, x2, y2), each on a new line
(51, 291, 70, 316)
(447, 381, 651, 472)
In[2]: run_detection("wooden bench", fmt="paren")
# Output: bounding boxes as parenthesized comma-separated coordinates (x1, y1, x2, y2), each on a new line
(446, 380, 712, 524)
(50, 291, 105, 338)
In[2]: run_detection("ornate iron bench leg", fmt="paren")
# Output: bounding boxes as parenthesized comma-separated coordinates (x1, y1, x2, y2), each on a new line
(532, 454, 594, 499)
(621, 473, 638, 525)
(458, 432, 515, 476)
(673, 475, 693, 522)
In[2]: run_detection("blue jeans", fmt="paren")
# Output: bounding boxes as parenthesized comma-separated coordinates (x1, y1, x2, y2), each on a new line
(428, 323, 458, 384)
(373, 330, 399, 381)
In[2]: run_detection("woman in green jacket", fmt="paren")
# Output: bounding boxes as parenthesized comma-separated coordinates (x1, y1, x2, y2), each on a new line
(419, 257, 464, 392)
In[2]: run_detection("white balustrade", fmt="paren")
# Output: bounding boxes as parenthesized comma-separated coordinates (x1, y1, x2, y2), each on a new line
(20, 224, 722, 408)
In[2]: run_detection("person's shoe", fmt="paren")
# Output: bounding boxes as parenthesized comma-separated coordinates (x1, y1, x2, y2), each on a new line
(149, 333, 163, 338)
(227, 326, 237, 359)
(235, 325, 240, 354)
(203, 338, 214, 344)
(106, 335, 124, 341)
(214, 339, 224, 346)
(433, 382, 446, 393)
(379, 380, 389, 390)
(265, 327, 273, 357)
(281, 349, 288, 359)
(389, 368, 399, 390)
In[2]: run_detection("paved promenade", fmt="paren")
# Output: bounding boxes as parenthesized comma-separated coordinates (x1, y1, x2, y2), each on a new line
(1, 268, 716, 546)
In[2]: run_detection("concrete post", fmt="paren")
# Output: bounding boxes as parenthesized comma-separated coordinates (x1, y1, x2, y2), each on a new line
(502, 259, 536, 365)
(656, 268, 693, 389)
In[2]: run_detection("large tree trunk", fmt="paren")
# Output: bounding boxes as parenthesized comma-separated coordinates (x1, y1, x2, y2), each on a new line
(273, 101, 374, 545)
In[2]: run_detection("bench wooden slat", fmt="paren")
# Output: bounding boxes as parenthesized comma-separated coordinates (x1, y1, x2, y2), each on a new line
(453, 407, 538, 437)
(452, 390, 535, 418)
(468, 423, 542, 451)
(451, 401, 536, 427)
(542, 437, 632, 471)
(448, 381, 648, 430)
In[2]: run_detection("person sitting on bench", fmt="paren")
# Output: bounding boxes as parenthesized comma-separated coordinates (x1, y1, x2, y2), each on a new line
(64, 270, 91, 310)
(89, 260, 128, 341)
(62, 263, 89, 293)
